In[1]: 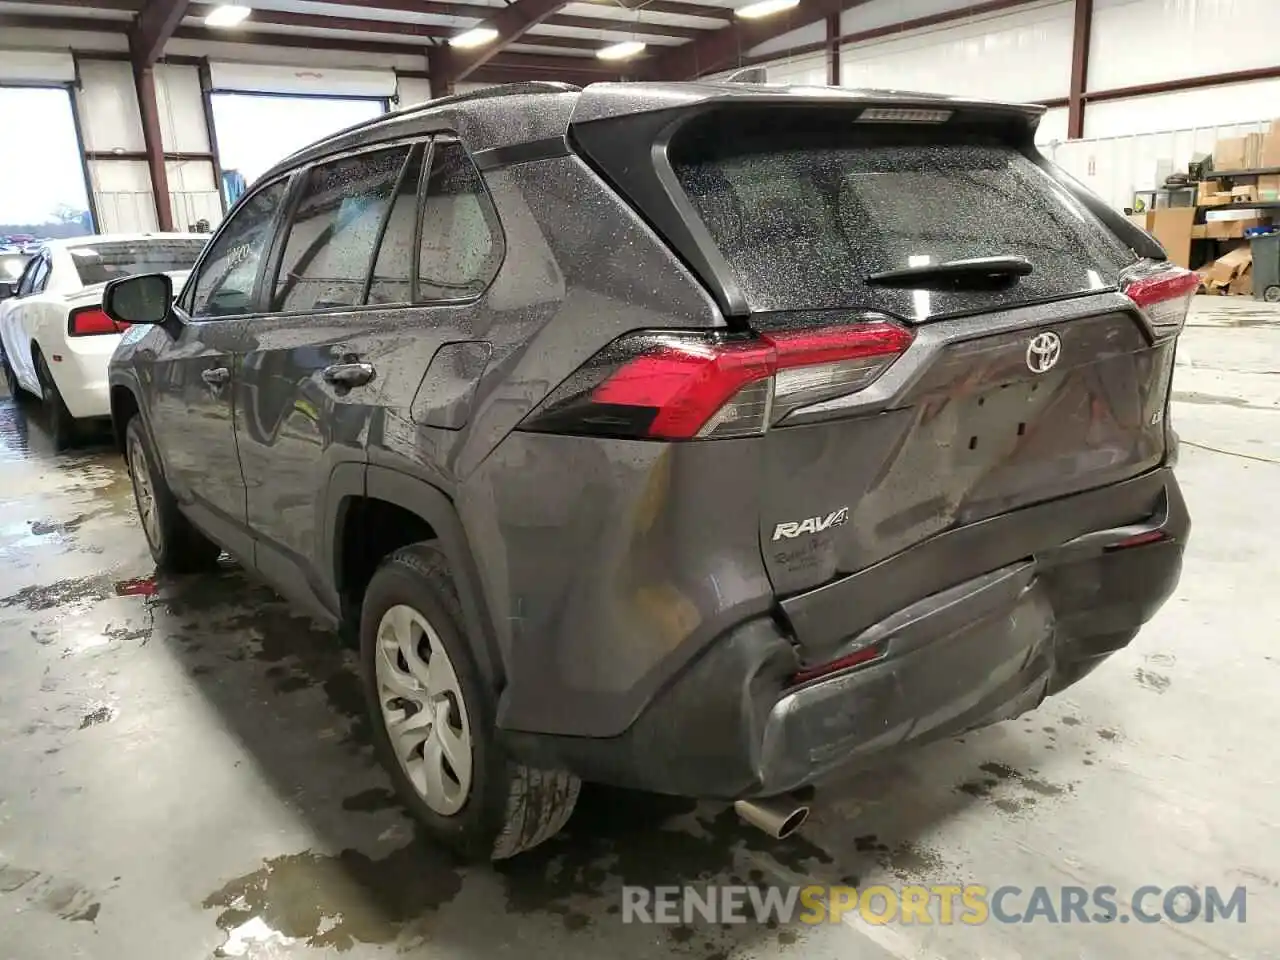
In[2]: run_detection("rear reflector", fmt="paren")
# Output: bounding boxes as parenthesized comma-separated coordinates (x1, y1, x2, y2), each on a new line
(68, 306, 128, 337)
(1121, 262, 1200, 339)
(789, 644, 884, 687)
(521, 320, 913, 441)
(1104, 529, 1168, 551)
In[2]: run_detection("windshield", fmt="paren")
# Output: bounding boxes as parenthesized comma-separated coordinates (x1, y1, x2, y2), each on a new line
(0, 253, 30, 281)
(67, 239, 206, 286)
(670, 117, 1135, 320)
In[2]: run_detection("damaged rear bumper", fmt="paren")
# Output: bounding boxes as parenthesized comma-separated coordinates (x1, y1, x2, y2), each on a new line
(503, 468, 1188, 799)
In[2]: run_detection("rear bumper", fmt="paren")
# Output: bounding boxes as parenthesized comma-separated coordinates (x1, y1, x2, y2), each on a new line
(48, 336, 116, 419)
(502, 469, 1188, 799)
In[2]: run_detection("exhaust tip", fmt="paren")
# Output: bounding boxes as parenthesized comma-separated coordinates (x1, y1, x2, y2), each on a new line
(775, 805, 810, 839)
(734, 798, 810, 839)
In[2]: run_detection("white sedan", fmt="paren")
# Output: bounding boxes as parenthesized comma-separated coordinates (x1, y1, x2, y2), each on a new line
(0, 233, 208, 448)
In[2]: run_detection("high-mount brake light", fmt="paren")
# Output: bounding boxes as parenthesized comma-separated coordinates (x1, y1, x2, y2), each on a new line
(1121, 263, 1200, 339)
(520, 321, 913, 441)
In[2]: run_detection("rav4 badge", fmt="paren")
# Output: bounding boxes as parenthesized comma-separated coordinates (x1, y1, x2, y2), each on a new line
(772, 507, 851, 541)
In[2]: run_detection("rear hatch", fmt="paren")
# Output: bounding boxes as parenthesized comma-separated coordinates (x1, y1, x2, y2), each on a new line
(559, 85, 1190, 659)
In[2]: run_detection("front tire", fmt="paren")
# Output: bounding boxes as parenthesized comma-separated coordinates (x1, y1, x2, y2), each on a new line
(124, 415, 221, 572)
(1, 351, 18, 399)
(35, 352, 77, 451)
(360, 543, 580, 860)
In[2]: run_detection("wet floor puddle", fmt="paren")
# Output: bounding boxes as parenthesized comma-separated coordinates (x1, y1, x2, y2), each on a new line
(201, 793, 843, 956)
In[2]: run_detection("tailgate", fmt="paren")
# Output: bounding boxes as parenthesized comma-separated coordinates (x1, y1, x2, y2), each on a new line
(760, 299, 1174, 601)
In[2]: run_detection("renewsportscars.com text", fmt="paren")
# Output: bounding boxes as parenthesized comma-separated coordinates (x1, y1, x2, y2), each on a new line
(621, 884, 1248, 926)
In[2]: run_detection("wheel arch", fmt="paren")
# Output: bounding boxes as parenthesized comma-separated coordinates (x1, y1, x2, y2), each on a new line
(332, 465, 504, 691)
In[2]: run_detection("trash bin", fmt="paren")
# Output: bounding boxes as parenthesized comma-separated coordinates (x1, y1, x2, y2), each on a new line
(1250, 232, 1280, 302)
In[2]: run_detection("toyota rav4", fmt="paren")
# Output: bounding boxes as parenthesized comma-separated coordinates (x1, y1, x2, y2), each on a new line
(103, 80, 1191, 860)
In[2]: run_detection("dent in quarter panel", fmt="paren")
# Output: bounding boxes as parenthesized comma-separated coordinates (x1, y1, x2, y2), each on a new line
(462, 432, 774, 739)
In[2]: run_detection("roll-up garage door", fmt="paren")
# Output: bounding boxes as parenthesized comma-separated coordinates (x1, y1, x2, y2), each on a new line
(207, 62, 396, 99)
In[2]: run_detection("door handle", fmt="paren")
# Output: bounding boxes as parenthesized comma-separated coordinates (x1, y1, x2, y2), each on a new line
(322, 362, 375, 388)
(201, 367, 230, 386)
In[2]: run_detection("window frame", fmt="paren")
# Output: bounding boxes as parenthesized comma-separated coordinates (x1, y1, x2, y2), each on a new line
(14, 255, 42, 297)
(177, 173, 296, 321)
(28, 254, 51, 295)
(248, 132, 508, 320)
(412, 136, 506, 307)
(260, 136, 423, 320)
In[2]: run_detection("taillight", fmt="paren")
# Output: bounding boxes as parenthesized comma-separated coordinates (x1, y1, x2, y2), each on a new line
(1121, 262, 1200, 339)
(520, 320, 913, 441)
(68, 306, 129, 337)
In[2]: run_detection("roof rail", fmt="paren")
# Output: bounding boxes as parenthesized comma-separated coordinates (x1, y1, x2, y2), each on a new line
(720, 67, 769, 84)
(273, 81, 582, 174)
(415, 80, 582, 112)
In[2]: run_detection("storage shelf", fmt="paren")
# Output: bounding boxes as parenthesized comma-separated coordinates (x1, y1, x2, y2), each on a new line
(1197, 200, 1280, 211)
(1209, 166, 1280, 177)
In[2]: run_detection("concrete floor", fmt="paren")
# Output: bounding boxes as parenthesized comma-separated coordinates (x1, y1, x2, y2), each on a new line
(1, 296, 1277, 959)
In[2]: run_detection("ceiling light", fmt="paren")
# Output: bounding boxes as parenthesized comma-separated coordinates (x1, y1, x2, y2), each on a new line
(597, 40, 646, 60)
(735, 0, 800, 19)
(449, 27, 498, 48)
(204, 4, 251, 27)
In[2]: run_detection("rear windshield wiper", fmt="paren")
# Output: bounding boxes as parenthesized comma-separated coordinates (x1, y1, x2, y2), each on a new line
(865, 256, 1034, 290)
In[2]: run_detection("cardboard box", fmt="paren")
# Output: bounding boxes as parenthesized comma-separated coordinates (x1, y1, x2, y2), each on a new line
(1200, 193, 1233, 207)
(1207, 217, 1269, 239)
(1192, 224, 1209, 239)
(1215, 136, 1248, 171)
(1262, 121, 1280, 167)
(1258, 173, 1280, 201)
(1232, 184, 1258, 202)
(1246, 133, 1265, 169)
(1230, 266, 1254, 297)
(1148, 207, 1197, 267)
(1207, 245, 1252, 291)
(1198, 179, 1225, 203)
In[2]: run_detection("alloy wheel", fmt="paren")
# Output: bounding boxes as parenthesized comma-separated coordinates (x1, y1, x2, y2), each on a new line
(374, 603, 473, 816)
(127, 433, 163, 552)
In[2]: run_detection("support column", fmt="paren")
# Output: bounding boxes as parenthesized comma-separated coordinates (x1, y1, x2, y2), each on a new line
(134, 65, 173, 231)
(428, 46, 455, 100)
(826, 13, 840, 87)
(1067, 0, 1093, 139)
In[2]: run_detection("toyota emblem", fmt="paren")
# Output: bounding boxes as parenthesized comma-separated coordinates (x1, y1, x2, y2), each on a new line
(1026, 331, 1061, 374)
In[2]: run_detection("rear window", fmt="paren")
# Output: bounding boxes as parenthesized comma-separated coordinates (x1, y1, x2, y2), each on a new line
(67, 239, 206, 286)
(670, 119, 1135, 320)
(0, 254, 28, 281)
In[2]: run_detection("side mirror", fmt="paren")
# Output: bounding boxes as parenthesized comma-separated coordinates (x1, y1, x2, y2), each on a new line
(103, 273, 173, 326)
(0, 281, 15, 302)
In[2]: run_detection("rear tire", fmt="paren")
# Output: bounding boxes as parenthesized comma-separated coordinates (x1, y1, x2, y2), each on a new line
(1264, 284, 1280, 303)
(35, 352, 77, 451)
(124, 414, 222, 572)
(360, 543, 580, 860)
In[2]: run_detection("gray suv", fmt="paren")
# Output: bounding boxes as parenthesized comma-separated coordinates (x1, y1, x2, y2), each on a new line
(103, 80, 1192, 860)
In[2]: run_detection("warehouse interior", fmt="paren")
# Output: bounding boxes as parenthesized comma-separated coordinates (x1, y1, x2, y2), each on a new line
(1, 0, 1278, 958)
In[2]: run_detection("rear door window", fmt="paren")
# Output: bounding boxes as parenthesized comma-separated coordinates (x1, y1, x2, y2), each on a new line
(417, 140, 502, 301)
(271, 145, 410, 313)
(367, 146, 422, 306)
(671, 119, 1135, 321)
